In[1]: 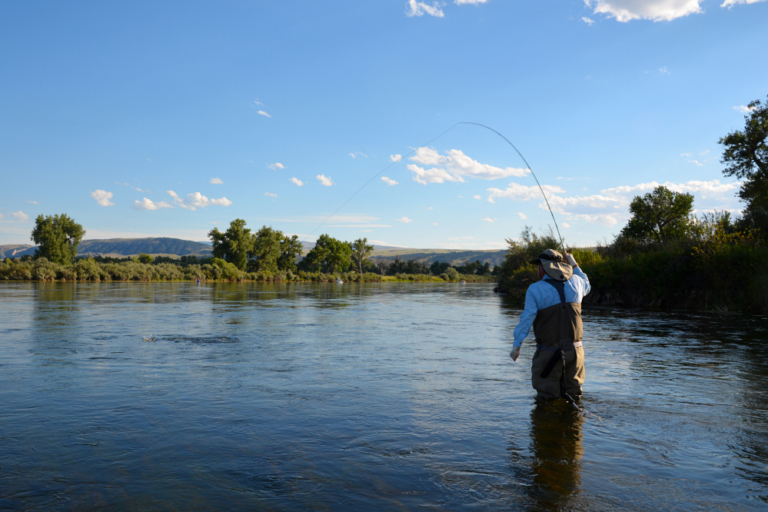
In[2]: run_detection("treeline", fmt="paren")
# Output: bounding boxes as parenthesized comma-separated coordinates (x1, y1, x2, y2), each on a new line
(497, 94, 768, 313)
(2, 217, 493, 283)
(496, 192, 765, 312)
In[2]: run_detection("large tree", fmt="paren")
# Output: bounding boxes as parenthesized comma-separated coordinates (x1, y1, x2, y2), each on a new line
(31, 214, 85, 264)
(250, 226, 282, 272)
(300, 234, 351, 273)
(350, 238, 374, 274)
(619, 186, 694, 243)
(278, 234, 303, 272)
(719, 95, 768, 230)
(208, 219, 251, 270)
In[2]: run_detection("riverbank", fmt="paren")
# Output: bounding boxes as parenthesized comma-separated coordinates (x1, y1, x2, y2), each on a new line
(0, 257, 493, 284)
(496, 243, 768, 314)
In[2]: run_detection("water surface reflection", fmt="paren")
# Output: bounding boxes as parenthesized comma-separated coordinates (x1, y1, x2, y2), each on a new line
(0, 282, 766, 510)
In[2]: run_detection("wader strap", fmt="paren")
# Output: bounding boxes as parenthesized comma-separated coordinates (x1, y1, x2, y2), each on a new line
(543, 279, 567, 309)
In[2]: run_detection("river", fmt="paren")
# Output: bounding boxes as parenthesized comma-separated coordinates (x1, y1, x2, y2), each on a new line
(0, 282, 766, 510)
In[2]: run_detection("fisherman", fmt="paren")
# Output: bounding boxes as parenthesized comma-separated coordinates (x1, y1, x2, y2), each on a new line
(509, 249, 590, 401)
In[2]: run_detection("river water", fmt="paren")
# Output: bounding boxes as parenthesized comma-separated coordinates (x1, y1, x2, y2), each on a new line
(0, 282, 766, 511)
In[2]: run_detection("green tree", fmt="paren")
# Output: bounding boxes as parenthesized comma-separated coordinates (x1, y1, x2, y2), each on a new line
(300, 234, 352, 273)
(350, 238, 374, 274)
(250, 226, 282, 272)
(31, 214, 86, 265)
(278, 234, 303, 271)
(138, 253, 154, 264)
(719, 95, 768, 232)
(619, 186, 694, 243)
(208, 219, 251, 270)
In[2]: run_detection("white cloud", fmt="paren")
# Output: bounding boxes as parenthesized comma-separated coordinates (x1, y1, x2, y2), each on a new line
(209, 177, 224, 185)
(90, 190, 115, 207)
(254, 100, 264, 106)
(688, 159, 704, 166)
(290, 177, 304, 186)
(265, 192, 277, 198)
(432, 222, 438, 225)
(517, 212, 528, 220)
(700, 150, 710, 155)
(408, 147, 530, 185)
(481, 217, 495, 222)
(722, 0, 767, 7)
(681, 152, 692, 157)
(397, 217, 413, 223)
(390, 154, 402, 162)
(734, 105, 757, 113)
(659, 66, 669, 74)
(582, 16, 596, 24)
(317, 174, 334, 186)
(455, 0, 487, 4)
(362, 229, 373, 232)
(166, 190, 233, 210)
(571, 213, 621, 226)
(486, 182, 566, 203)
(349, 152, 368, 159)
(28, 200, 38, 204)
(562, 222, 572, 228)
(268, 162, 285, 170)
(473, 195, 481, 200)
(406, 0, 445, 17)
(428, 207, 434, 210)
(381, 176, 399, 186)
(486, 178, 741, 227)
(601, 179, 741, 197)
(257, 110, 271, 118)
(584, 0, 703, 22)
(133, 198, 173, 211)
(10, 211, 29, 221)
(0, 213, 4, 219)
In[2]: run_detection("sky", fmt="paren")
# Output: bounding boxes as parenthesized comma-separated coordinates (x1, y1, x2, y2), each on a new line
(1, 0, 766, 250)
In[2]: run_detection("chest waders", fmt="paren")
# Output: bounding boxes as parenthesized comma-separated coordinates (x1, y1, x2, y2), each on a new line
(536, 280, 581, 411)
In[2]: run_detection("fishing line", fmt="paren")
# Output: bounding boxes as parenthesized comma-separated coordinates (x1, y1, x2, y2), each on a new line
(301, 123, 460, 242)
(459, 122, 565, 251)
(304, 122, 565, 251)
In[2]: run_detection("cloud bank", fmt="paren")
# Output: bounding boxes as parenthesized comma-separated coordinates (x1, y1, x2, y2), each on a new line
(408, 147, 530, 185)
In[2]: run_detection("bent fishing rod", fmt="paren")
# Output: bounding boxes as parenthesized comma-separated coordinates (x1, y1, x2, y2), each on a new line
(304, 122, 567, 254)
(459, 122, 566, 252)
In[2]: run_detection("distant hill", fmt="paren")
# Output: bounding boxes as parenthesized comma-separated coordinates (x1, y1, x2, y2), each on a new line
(0, 238, 507, 266)
(369, 249, 507, 267)
(0, 244, 36, 259)
(0, 238, 213, 259)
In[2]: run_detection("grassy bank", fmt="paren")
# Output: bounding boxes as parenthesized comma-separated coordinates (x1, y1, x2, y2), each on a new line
(495, 230, 768, 314)
(0, 257, 491, 284)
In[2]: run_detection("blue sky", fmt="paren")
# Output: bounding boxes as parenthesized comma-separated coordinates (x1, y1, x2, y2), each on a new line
(1, 0, 766, 249)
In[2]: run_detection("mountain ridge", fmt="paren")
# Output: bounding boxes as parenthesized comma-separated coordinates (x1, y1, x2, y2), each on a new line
(0, 237, 507, 266)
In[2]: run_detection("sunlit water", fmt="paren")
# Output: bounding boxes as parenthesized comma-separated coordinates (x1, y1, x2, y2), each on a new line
(0, 282, 766, 511)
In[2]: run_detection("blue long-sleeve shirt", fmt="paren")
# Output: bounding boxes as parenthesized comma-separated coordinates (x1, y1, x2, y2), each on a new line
(512, 267, 591, 348)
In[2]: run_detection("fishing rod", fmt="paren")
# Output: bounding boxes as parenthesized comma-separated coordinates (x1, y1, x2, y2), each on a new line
(304, 122, 565, 253)
(459, 122, 566, 252)
(301, 123, 460, 243)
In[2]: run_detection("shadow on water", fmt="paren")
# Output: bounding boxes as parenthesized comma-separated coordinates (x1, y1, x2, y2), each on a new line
(527, 401, 585, 510)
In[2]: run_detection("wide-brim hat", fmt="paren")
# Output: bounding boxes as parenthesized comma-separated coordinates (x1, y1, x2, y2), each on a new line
(530, 249, 572, 282)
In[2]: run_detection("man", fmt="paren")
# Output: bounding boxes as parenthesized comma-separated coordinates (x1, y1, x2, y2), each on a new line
(509, 249, 590, 400)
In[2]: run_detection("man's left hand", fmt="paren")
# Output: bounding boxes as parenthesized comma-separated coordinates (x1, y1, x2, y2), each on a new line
(510, 346, 521, 361)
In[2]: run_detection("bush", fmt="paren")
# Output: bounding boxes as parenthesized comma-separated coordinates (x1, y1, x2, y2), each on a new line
(33, 257, 61, 281)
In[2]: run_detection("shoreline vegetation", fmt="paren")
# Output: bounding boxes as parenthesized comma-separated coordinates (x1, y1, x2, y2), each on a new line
(0, 255, 495, 284)
(495, 215, 766, 314)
